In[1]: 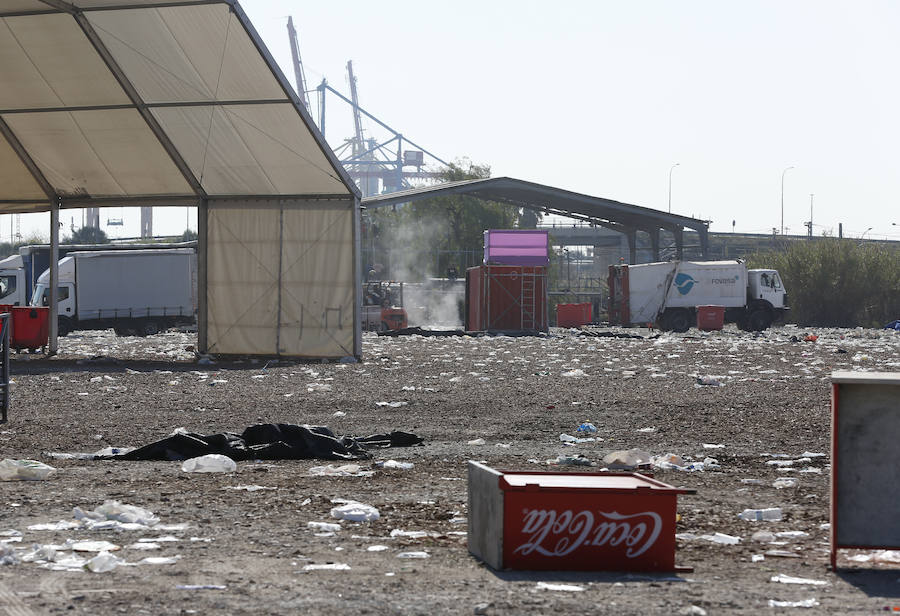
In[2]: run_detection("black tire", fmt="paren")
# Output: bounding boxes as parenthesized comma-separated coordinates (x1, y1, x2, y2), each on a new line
(113, 326, 131, 337)
(57, 318, 72, 337)
(139, 320, 160, 337)
(747, 308, 772, 332)
(667, 309, 691, 333)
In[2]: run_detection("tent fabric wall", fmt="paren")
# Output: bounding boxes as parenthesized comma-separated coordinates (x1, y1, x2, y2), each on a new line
(206, 199, 357, 358)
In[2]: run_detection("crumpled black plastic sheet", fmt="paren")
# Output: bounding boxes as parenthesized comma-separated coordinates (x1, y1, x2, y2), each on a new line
(98, 423, 424, 462)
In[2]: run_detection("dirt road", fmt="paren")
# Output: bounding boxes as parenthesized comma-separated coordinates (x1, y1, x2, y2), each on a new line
(0, 326, 897, 614)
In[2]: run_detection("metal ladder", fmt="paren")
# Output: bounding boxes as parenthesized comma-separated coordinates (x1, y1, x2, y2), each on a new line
(521, 271, 536, 330)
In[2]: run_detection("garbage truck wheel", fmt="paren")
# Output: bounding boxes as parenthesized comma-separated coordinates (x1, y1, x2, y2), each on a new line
(667, 309, 691, 333)
(139, 320, 160, 336)
(747, 308, 772, 332)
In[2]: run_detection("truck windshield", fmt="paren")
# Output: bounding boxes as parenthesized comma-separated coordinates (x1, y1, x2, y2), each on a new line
(33, 285, 69, 306)
(0, 275, 15, 300)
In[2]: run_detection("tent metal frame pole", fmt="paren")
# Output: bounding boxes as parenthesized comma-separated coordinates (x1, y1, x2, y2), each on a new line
(70, 11, 207, 200)
(48, 201, 60, 355)
(197, 199, 209, 354)
(229, 1, 360, 200)
(275, 202, 284, 356)
(352, 197, 362, 359)
(0, 117, 57, 202)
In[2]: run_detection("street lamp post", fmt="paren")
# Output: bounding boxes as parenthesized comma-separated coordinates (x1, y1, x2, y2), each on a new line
(668, 163, 680, 213)
(780, 166, 794, 236)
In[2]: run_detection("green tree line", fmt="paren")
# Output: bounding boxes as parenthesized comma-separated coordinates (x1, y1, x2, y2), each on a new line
(749, 238, 900, 327)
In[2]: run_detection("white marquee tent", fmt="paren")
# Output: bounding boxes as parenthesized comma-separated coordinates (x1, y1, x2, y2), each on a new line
(0, 0, 362, 358)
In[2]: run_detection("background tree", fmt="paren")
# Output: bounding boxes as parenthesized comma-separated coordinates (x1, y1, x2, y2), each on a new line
(367, 159, 542, 279)
(64, 226, 110, 244)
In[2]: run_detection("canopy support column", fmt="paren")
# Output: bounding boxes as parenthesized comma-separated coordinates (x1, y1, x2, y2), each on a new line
(649, 228, 661, 261)
(674, 228, 684, 261)
(697, 226, 710, 258)
(625, 228, 637, 264)
(197, 199, 208, 355)
(48, 201, 59, 356)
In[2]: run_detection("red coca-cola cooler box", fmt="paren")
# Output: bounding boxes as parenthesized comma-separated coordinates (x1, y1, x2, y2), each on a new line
(468, 462, 694, 572)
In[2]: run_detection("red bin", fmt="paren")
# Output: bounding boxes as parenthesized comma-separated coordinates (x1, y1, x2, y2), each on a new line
(696, 305, 725, 331)
(9, 306, 50, 351)
(556, 302, 592, 328)
(468, 462, 694, 572)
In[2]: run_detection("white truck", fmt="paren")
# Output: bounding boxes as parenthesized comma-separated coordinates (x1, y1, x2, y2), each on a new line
(31, 249, 197, 336)
(0, 254, 25, 306)
(607, 260, 788, 332)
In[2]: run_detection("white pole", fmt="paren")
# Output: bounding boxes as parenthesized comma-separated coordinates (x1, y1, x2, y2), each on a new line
(48, 201, 59, 355)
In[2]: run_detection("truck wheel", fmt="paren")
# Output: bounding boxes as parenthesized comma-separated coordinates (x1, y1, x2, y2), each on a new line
(58, 318, 72, 337)
(139, 320, 160, 336)
(667, 309, 691, 333)
(113, 326, 131, 337)
(747, 309, 772, 331)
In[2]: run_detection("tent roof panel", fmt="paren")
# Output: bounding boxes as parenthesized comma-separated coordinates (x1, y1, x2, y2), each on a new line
(0, 1, 51, 16)
(0, 14, 129, 109)
(6, 108, 192, 198)
(0, 0, 356, 208)
(88, 4, 284, 104)
(0, 130, 47, 200)
(153, 104, 349, 196)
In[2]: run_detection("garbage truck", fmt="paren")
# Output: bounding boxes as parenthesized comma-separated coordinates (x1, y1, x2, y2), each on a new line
(607, 260, 788, 332)
(31, 249, 197, 336)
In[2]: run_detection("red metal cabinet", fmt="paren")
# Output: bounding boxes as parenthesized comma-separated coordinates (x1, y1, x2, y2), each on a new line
(465, 265, 547, 333)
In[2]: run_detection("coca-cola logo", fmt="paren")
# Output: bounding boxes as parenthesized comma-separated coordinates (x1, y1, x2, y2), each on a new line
(512, 509, 662, 558)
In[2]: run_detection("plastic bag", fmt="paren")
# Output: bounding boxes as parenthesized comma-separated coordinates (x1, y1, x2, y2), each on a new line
(0, 459, 56, 481)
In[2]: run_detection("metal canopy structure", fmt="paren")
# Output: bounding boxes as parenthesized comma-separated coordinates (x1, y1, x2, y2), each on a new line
(362, 177, 710, 263)
(0, 0, 362, 358)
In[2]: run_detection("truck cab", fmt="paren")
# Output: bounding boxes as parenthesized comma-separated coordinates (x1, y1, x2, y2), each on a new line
(747, 269, 788, 310)
(0, 254, 26, 306)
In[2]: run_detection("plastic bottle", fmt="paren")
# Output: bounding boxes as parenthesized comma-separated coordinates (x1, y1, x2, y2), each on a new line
(181, 454, 236, 473)
(737, 508, 783, 522)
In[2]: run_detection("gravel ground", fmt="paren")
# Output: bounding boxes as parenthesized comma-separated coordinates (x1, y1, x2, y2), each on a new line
(0, 325, 898, 615)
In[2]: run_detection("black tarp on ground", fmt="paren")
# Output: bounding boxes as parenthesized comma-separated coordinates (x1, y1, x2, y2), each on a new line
(99, 424, 424, 462)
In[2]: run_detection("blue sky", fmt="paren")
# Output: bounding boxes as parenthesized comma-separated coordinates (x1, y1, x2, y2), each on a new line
(15, 0, 900, 241)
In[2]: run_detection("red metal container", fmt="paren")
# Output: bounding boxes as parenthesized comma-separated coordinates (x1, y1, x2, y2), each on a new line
(556, 302, 592, 328)
(696, 305, 725, 331)
(465, 265, 547, 333)
(0, 305, 50, 351)
(468, 462, 694, 572)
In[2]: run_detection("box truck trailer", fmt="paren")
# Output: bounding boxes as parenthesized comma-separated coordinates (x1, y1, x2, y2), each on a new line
(608, 260, 788, 332)
(0, 242, 196, 307)
(32, 249, 197, 336)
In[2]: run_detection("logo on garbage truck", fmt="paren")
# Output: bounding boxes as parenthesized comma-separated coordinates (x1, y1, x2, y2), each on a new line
(512, 508, 662, 558)
(673, 273, 697, 295)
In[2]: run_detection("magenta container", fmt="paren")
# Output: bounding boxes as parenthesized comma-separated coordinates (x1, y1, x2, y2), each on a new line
(483, 230, 549, 266)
